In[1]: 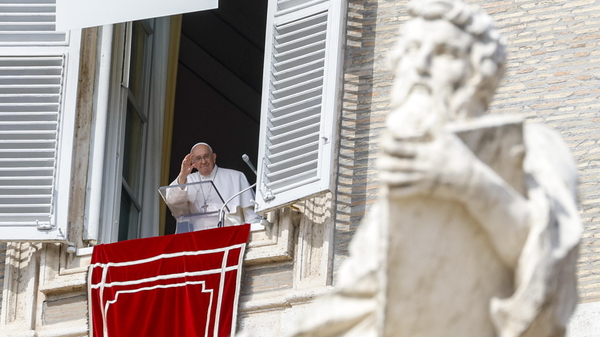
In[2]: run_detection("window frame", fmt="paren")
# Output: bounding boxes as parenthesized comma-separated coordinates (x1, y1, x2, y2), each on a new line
(98, 19, 170, 243)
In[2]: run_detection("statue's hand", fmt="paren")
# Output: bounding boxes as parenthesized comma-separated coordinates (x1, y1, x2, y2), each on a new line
(378, 130, 475, 201)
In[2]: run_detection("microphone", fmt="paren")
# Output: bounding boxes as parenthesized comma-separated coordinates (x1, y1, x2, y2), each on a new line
(218, 182, 257, 227)
(242, 154, 257, 175)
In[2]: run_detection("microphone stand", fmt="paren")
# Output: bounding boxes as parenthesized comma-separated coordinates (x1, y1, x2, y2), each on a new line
(217, 182, 257, 227)
(216, 154, 259, 228)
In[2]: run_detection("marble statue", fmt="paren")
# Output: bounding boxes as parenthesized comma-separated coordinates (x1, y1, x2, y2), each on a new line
(279, 0, 583, 336)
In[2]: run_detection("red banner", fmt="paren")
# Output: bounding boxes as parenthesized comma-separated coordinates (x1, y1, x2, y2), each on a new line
(89, 224, 250, 337)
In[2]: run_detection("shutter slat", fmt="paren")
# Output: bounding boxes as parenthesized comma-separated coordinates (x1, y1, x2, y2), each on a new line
(0, 66, 62, 70)
(272, 58, 323, 78)
(271, 85, 322, 106)
(0, 25, 55, 31)
(0, 176, 53, 180)
(267, 150, 318, 170)
(275, 14, 327, 40)
(0, 34, 66, 43)
(0, 111, 56, 119)
(272, 65, 323, 86)
(0, 139, 55, 143)
(270, 122, 319, 143)
(0, 156, 54, 160)
(272, 76, 323, 98)
(275, 29, 326, 51)
(271, 103, 320, 123)
(0, 109, 59, 114)
(0, 194, 50, 198)
(0, 148, 55, 152)
(0, 131, 57, 135)
(0, 13, 54, 17)
(267, 168, 319, 191)
(0, 203, 50, 207)
(0, 4, 55, 11)
(267, 158, 318, 178)
(270, 114, 319, 133)
(0, 77, 62, 85)
(270, 91, 322, 116)
(0, 165, 53, 170)
(276, 0, 327, 16)
(0, 186, 53, 191)
(269, 137, 319, 158)
(0, 88, 60, 94)
(270, 101, 321, 121)
(0, 143, 56, 150)
(0, 217, 50, 222)
(273, 48, 324, 70)
(271, 109, 320, 129)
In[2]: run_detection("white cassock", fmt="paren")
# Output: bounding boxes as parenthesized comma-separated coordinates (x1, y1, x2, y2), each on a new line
(166, 165, 262, 232)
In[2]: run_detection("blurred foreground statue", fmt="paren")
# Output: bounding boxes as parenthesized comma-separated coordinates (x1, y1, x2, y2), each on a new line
(278, 0, 583, 336)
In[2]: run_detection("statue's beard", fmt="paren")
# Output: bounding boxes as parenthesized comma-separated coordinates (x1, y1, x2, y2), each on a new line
(386, 82, 455, 138)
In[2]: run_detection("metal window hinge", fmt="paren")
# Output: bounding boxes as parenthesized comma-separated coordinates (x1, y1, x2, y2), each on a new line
(58, 229, 77, 254)
(36, 220, 53, 230)
(263, 189, 276, 202)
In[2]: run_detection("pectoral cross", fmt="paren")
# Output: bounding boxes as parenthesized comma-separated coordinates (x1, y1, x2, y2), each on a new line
(201, 203, 209, 213)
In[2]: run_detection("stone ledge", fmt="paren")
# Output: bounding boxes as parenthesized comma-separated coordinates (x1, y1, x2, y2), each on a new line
(0, 330, 36, 337)
(239, 286, 334, 314)
(39, 272, 88, 295)
(36, 320, 88, 337)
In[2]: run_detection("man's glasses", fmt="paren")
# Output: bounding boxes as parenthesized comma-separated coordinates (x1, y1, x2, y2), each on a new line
(191, 154, 212, 163)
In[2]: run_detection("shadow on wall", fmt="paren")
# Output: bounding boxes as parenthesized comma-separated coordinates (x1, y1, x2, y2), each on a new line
(333, 0, 382, 278)
(0, 242, 5, 312)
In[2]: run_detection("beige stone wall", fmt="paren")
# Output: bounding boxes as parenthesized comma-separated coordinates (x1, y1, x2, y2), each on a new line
(333, 0, 600, 305)
(334, 0, 405, 280)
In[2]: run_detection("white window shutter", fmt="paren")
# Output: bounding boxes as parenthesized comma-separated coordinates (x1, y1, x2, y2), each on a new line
(255, 0, 345, 213)
(0, 1, 80, 241)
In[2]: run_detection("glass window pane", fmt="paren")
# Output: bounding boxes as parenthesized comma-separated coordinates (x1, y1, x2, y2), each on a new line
(118, 186, 140, 241)
(129, 21, 149, 103)
(122, 100, 144, 194)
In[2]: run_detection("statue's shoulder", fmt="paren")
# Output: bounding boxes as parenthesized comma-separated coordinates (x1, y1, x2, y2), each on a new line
(524, 122, 567, 142)
(523, 121, 578, 197)
(524, 122, 574, 160)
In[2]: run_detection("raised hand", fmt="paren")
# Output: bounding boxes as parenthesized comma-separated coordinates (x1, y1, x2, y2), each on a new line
(178, 153, 194, 184)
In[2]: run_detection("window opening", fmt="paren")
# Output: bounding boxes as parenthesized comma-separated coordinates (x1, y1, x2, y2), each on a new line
(164, 0, 268, 234)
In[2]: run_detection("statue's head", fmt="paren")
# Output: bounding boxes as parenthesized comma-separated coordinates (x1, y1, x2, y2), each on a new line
(389, 0, 505, 121)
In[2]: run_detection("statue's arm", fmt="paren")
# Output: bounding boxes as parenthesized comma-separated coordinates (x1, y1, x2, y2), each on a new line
(457, 154, 530, 268)
(379, 130, 530, 268)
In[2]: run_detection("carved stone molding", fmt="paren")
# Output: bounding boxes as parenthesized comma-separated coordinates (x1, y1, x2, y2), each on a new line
(244, 207, 298, 265)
